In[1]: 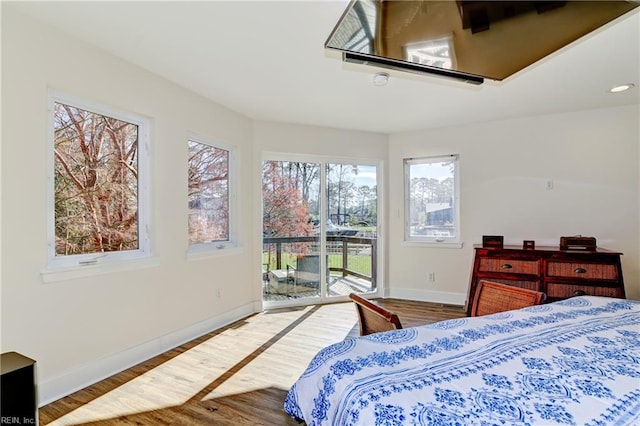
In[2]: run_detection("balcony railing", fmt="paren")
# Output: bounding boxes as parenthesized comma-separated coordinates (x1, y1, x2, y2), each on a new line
(262, 235, 377, 289)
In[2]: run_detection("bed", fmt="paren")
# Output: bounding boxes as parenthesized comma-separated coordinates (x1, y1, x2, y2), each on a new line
(284, 296, 640, 425)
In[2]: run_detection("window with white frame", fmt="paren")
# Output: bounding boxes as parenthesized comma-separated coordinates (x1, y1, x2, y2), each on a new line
(48, 91, 150, 268)
(404, 155, 460, 245)
(187, 138, 236, 251)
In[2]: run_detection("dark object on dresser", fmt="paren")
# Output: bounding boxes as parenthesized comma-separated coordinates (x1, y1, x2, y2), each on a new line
(466, 244, 625, 315)
(560, 236, 597, 251)
(349, 293, 402, 336)
(471, 280, 546, 317)
(482, 235, 504, 248)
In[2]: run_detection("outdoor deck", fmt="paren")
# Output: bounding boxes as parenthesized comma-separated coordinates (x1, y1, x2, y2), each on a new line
(262, 234, 377, 302)
(263, 274, 375, 302)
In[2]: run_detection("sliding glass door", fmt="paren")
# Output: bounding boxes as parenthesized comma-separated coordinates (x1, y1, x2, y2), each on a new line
(262, 158, 378, 307)
(262, 160, 321, 303)
(325, 163, 378, 298)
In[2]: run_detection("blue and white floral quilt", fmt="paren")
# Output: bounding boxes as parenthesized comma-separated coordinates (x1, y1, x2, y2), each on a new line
(284, 296, 640, 425)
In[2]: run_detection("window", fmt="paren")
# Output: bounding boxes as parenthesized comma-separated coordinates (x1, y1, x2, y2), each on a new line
(187, 138, 236, 251)
(48, 91, 150, 269)
(404, 155, 460, 245)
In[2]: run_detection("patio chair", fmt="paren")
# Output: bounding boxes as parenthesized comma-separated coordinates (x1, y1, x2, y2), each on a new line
(287, 255, 327, 291)
(349, 293, 402, 336)
(470, 280, 546, 317)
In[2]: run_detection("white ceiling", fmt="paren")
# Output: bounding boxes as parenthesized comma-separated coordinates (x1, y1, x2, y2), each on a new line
(7, 0, 640, 134)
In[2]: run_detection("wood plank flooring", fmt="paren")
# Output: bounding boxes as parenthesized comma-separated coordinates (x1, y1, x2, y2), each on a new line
(39, 299, 466, 425)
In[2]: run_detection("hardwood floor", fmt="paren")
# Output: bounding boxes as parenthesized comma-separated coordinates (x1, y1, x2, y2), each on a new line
(39, 299, 466, 425)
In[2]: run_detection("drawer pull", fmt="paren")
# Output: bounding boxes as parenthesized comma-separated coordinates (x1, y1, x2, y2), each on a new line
(501, 263, 513, 270)
(574, 267, 587, 274)
(573, 290, 587, 296)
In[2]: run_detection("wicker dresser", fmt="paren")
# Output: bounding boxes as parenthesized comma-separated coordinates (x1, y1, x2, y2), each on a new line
(466, 244, 625, 315)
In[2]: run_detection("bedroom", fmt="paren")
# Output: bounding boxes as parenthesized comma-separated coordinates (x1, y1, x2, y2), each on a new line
(1, 0, 638, 423)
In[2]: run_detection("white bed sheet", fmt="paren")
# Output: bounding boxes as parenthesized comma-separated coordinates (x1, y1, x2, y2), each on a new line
(285, 296, 640, 425)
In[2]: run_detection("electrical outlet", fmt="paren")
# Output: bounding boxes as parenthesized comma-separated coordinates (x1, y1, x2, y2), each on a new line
(428, 272, 436, 282)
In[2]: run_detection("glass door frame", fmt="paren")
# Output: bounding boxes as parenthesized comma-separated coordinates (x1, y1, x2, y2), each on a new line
(261, 153, 383, 310)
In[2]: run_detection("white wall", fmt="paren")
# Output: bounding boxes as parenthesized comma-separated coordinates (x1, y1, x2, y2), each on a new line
(1, 9, 258, 404)
(388, 105, 640, 304)
(253, 121, 388, 159)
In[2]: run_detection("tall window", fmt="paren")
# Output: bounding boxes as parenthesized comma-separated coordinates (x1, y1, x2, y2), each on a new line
(404, 155, 460, 245)
(48, 92, 150, 268)
(187, 138, 235, 250)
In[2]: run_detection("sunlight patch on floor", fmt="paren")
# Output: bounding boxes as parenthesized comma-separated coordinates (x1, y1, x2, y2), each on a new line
(45, 306, 322, 425)
(202, 302, 357, 400)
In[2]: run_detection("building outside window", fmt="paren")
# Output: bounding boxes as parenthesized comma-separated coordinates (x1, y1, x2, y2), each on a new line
(404, 154, 460, 245)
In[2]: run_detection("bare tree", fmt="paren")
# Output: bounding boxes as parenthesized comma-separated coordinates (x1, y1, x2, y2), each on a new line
(54, 103, 138, 255)
(188, 141, 229, 243)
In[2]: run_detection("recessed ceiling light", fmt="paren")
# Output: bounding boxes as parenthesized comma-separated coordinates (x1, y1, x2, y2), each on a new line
(372, 72, 389, 86)
(609, 83, 635, 93)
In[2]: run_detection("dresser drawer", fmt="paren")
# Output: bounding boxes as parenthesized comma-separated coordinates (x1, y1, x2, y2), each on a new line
(475, 278, 542, 292)
(478, 258, 539, 275)
(546, 261, 618, 280)
(546, 283, 625, 299)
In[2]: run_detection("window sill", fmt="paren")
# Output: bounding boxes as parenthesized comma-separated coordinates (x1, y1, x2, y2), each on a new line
(401, 241, 464, 249)
(41, 257, 161, 283)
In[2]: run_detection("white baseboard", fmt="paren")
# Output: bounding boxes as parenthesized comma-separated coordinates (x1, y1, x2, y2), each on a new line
(387, 287, 467, 306)
(38, 302, 257, 407)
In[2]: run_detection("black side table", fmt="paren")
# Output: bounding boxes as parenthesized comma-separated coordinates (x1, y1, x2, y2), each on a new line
(1, 351, 38, 425)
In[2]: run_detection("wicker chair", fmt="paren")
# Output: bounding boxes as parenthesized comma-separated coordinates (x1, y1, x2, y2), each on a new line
(470, 280, 546, 317)
(349, 293, 402, 336)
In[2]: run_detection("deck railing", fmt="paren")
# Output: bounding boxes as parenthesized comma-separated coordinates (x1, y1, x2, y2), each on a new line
(262, 235, 377, 288)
